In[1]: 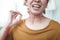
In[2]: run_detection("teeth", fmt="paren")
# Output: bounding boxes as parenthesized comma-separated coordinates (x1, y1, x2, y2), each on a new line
(32, 4, 41, 8)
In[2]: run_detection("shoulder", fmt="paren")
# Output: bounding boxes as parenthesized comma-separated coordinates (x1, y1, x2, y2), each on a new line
(52, 20, 60, 32)
(9, 19, 24, 33)
(49, 20, 60, 31)
(50, 20, 60, 27)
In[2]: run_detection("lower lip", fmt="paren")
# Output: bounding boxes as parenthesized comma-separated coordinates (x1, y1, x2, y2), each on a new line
(33, 7, 40, 10)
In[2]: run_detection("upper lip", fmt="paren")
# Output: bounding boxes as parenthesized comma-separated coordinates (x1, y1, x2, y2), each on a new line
(32, 4, 41, 8)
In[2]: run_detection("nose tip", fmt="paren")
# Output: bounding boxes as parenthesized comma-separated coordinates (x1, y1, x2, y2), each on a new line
(36, 0, 39, 1)
(34, 0, 40, 2)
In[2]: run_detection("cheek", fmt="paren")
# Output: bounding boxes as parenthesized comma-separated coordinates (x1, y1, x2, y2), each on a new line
(41, 0, 48, 5)
(27, 0, 33, 3)
(41, 2, 48, 8)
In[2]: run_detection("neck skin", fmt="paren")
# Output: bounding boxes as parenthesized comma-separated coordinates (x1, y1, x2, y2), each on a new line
(25, 11, 48, 24)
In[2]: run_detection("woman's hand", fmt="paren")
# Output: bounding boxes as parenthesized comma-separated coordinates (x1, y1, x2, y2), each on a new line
(8, 10, 22, 26)
(0, 10, 22, 40)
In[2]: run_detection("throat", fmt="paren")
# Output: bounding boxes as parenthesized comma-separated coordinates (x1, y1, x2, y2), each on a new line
(25, 18, 51, 30)
(28, 15, 47, 24)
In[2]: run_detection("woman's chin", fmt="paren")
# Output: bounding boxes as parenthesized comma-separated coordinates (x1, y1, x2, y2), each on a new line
(31, 11, 42, 15)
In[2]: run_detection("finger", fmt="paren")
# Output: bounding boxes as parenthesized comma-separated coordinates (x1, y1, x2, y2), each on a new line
(10, 10, 22, 22)
(10, 10, 22, 16)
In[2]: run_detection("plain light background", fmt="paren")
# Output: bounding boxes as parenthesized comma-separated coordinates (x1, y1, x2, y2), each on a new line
(0, 0, 60, 27)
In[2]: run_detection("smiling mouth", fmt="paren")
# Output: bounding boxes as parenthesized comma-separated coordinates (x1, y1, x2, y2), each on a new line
(32, 4, 41, 9)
